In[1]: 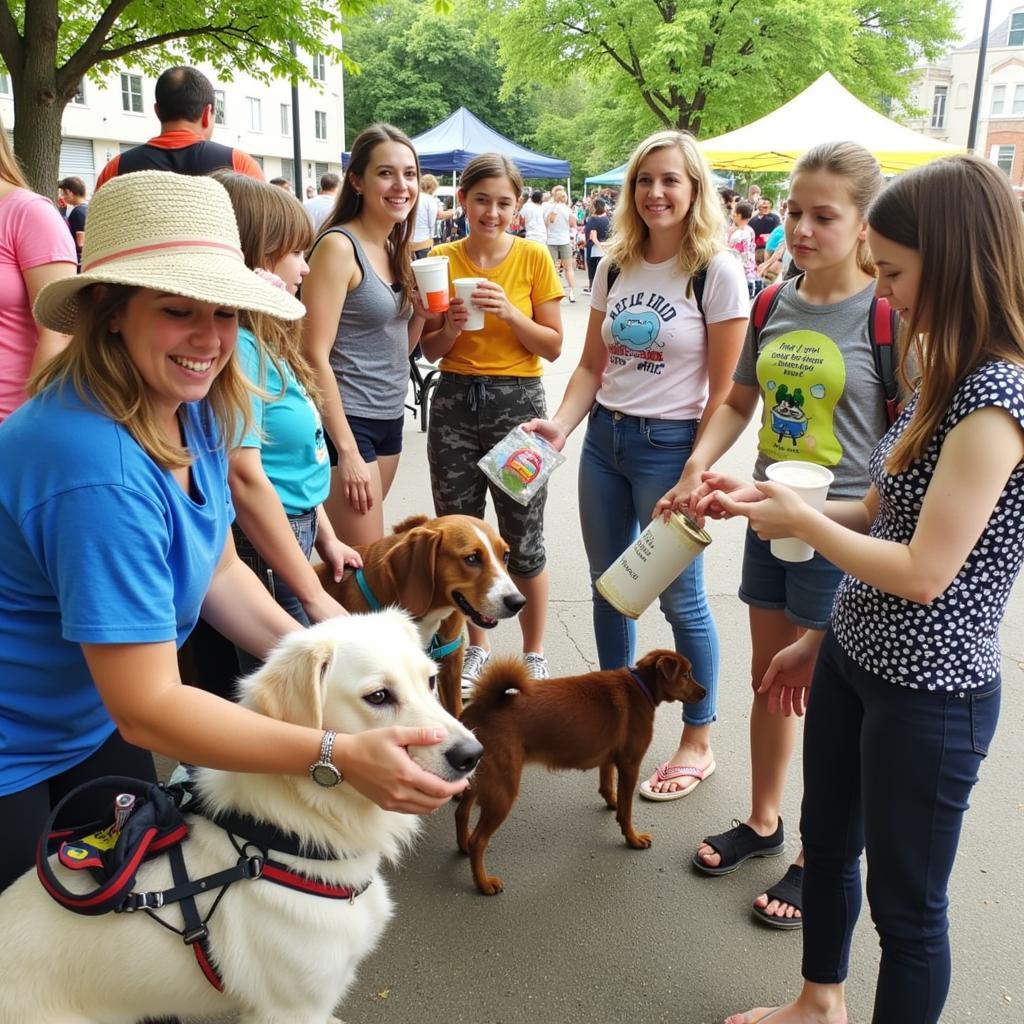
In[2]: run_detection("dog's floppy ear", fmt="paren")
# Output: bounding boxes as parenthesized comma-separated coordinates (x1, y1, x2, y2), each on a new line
(655, 651, 705, 705)
(377, 526, 442, 618)
(249, 631, 333, 729)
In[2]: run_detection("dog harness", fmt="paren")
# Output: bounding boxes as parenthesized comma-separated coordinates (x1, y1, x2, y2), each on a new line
(36, 776, 371, 992)
(353, 567, 464, 660)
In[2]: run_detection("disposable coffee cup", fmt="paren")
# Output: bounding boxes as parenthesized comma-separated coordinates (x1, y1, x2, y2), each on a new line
(411, 256, 450, 313)
(763, 460, 834, 563)
(596, 511, 711, 619)
(453, 277, 486, 331)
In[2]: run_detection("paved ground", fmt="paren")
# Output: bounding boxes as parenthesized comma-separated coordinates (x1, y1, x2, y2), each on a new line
(189, 292, 1023, 1024)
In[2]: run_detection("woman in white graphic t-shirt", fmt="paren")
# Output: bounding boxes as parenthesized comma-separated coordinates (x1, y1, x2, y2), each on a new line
(524, 130, 748, 801)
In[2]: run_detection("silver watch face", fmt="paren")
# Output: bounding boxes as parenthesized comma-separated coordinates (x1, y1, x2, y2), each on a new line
(311, 762, 341, 787)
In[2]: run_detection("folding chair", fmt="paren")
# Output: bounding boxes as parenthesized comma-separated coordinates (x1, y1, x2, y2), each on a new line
(407, 350, 441, 432)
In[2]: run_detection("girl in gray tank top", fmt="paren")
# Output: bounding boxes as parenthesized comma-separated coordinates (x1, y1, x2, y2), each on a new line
(302, 124, 426, 546)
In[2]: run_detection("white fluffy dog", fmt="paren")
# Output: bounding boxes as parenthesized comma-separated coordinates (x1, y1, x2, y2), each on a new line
(0, 610, 480, 1024)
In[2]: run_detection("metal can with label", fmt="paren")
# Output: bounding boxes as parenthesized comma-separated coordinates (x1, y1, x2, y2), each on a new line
(595, 511, 712, 620)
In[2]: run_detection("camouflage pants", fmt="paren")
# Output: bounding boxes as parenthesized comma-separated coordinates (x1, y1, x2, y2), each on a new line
(427, 373, 548, 577)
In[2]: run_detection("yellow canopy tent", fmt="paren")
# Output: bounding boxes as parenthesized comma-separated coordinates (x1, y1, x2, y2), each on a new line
(699, 73, 963, 175)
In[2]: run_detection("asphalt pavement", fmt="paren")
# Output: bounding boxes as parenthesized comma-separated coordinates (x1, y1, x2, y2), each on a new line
(191, 290, 1024, 1024)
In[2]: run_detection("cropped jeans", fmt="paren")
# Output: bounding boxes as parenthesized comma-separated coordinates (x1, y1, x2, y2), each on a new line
(578, 404, 719, 725)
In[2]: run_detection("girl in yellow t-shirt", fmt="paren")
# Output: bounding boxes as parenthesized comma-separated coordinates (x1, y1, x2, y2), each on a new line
(420, 153, 564, 684)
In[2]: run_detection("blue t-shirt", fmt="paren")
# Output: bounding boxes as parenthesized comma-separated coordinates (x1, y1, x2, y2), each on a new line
(0, 385, 232, 794)
(765, 225, 785, 253)
(236, 327, 329, 515)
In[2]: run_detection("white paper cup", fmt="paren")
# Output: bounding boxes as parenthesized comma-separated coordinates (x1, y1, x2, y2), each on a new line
(596, 512, 711, 619)
(453, 277, 486, 331)
(763, 460, 834, 562)
(411, 256, 450, 313)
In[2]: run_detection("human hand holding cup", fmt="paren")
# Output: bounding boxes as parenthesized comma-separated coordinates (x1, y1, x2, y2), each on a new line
(410, 256, 450, 315)
(453, 277, 487, 331)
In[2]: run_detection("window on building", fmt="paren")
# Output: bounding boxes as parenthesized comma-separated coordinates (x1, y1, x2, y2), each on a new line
(930, 86, 947, 129)
(280, 103, 291, 136)
(992, 83, 1007, 114)
(0, 72, 10, 95)
(1014, 84, 1024, 115)
(315, 161, 329, 181)
(1009, 11, 1024, 46)
(312, 54, 326, 81)
(992, 144, 1016, 175)
(213, 90, 226, 125)
(252, 154, 264, 171)
(955, 82, 969, 108)
(282, 157, 295, 182)
(70, 80, 86, 105)
(120, 73, 143, 114)
(247, 97, 262, 132)
(314, 110, 327, 140)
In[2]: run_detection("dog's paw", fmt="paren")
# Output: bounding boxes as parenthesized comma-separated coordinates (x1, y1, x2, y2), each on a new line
(626, 831, 653, 849)
(477, 875, 505, 895)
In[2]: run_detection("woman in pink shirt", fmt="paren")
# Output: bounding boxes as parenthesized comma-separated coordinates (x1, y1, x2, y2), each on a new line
(0, 120, 77, 423)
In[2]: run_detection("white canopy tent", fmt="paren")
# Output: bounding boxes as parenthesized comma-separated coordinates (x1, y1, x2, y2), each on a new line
(698, 73, 964, 175)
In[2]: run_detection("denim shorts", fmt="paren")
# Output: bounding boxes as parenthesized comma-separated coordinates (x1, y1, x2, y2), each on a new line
(343, 413, 405, 462)
(738, 525, 843, 629)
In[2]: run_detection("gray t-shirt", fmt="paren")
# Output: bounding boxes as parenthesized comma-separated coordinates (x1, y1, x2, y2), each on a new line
(317, 227, 412, 420)
(733, 278, 889, 499)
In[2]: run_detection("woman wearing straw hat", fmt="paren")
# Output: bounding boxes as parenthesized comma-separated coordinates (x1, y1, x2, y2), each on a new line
(0, 171, 467, 896)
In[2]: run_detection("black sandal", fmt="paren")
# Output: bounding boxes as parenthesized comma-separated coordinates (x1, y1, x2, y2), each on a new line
(752, 863, 804, 930)
(691, 817, 785, 876)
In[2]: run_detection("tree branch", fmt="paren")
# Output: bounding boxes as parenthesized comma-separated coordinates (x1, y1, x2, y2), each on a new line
(0, 1, 25, 72)
(58, 0, 134, 85)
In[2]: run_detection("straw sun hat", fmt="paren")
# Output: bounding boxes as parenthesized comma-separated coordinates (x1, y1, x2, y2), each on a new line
(34, 170, 305, 333)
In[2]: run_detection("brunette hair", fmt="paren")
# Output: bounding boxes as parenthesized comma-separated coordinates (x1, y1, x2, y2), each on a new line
(210, 170, 319, 406)
(457, 153, 524, 199)
(320, 123, 418, 305)
(791, 141, 884, 275)
(29, 285, 253, 470)
(604, 130, 725, 278)
(735, 200, 753, 220)
(868, 155, 1024, 473)
(0, 116, 29, 189)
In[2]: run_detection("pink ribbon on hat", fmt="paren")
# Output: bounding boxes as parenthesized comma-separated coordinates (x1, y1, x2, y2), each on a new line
(82, 238, 244, 274)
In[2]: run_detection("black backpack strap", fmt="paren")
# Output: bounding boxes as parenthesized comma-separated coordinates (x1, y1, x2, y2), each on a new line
(869, 296, 900, 425)
(750, 279, 789, 345)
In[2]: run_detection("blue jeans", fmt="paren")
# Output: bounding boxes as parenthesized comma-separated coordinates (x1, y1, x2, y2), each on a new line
(578, 404, 719, 725)
(801, 631, 1000, 1023)
(233, 509, 317, 676)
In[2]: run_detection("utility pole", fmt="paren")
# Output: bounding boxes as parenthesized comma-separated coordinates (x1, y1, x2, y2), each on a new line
(289, 41, 303, 196)
(966, 0, 994, 152)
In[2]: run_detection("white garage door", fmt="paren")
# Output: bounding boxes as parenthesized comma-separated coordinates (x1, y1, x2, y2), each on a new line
(59, 137, 96, 194)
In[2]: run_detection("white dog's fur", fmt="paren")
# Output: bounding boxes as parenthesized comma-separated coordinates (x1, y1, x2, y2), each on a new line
(0, 610, 478, 1024)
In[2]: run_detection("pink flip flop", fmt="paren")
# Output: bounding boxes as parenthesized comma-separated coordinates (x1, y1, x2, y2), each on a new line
(639, 760, 716, 801)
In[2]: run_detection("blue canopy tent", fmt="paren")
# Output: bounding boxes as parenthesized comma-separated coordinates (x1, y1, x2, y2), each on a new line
(344, 107, 570, 192)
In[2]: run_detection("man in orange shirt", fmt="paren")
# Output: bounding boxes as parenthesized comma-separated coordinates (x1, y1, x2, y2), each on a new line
(95, 67, 263, 189)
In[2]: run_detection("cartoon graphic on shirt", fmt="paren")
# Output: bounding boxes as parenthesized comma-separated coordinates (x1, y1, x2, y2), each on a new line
(607, 290, 677, 375)
(756, 329, 846, 465)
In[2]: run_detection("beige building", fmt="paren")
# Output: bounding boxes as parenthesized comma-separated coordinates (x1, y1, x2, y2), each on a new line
(899, 8, 1024, 187)
(0, 52, 344, 195)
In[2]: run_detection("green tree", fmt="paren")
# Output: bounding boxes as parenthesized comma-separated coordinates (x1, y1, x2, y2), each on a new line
(493, 0, 957, 138)
(343, 0, 533, 147)
(0, 1, 364, 195)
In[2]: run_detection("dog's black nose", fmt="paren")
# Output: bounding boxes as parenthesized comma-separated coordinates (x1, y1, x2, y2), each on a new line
(504, 593, 527, 613)
(445, 736, 484, 776)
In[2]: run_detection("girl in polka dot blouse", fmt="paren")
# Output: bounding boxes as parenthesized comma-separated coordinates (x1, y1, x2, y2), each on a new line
(714, 156, 1024, 1024)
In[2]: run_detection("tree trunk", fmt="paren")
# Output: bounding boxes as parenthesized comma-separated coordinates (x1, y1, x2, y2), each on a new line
(12, 0, 65, 198)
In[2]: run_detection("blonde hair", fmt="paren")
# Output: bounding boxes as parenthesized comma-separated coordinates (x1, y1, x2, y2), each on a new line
(29, 285, 253, 470)
(868, 155, 1024, 473)
(421, 173, 439, 194)
(210, 171, 319, 406)
(791, 141, 884, 275)
(551, 185, 567, 203)
(604, 130, 725, 278)
(0, 115, 29, 189)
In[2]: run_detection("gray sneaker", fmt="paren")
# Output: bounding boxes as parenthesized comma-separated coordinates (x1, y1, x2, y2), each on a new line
(461, 645, 490, 700)
(523, 652, 550, 680)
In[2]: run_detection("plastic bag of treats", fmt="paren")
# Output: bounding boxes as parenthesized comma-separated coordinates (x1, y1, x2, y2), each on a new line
(478, 425, 566, 506)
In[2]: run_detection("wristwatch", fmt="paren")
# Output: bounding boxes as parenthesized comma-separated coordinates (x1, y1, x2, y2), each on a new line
(309, 730, 343, 787)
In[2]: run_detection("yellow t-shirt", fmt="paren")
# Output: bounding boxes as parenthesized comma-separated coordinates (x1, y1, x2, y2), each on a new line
(428, 238, 564, 377)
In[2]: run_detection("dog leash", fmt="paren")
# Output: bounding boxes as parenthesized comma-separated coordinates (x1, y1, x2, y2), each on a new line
(353, 568, 463, 661)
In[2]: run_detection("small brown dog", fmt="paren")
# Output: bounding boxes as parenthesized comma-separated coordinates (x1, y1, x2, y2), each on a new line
(455, 650, 706, 895)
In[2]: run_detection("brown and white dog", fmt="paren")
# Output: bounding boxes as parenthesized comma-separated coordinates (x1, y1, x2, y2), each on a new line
(317, 514, 525, 716)
(455, 650, 706, 895)
(0, 610, 481, 1024)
